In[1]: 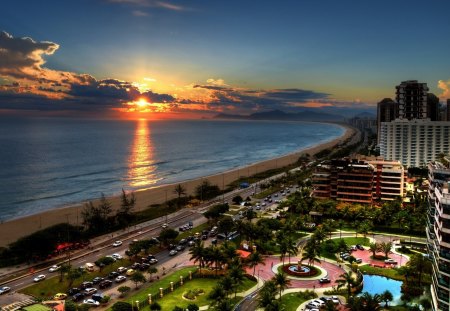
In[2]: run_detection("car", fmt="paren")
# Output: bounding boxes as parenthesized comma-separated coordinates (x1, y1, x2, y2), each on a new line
(140, 263, 150, 271)
(340, 252, 350, 258)
(49, 265, 61, 272)
(356, 244, 364, 250)
(68, 288, 80, 295)
(131, 262, 141, 270)
(211, 238, 218, 245)
(99, 280, 113, 289)
(115, 275, 127, 283)
(92, 293, 104, 302)
(162, 223, 168, 229)
(33, 274, 46, 282)
(108, 271, 119, 279)
(72, 293, 86, 301)
(355, 258, 363, 264)
(126, 269, 135, 276)
(92, 277, 104, 284)
(179, 239, 187, 245)
(169, 249, 178, 256)
(176, 245, 185, 251)
(84, 288, 97, 295)
(350, 245, 357, 251)
(313, 299, 325, 306)
(201, 234, 208, 240)
(332, 296, 340, 304)
(80, 281, 93, 289)
(83, 299, 100, 306)
(105, 255, 116, 262)
(385, 258, 397, 264)
(54, 293, 68, 300)
(0, 286, 11, 294)
(306, 302, 320, 309)
(319, 296, 332, 302)
(111, 253, 123, 260)
(149, 258, 158, 264)
(319, 277, 331, 283)
(117, 266, 127, 273)
(112, 241, 123, 247)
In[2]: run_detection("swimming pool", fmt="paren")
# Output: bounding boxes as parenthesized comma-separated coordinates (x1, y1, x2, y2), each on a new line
(362, 275, 403, 305)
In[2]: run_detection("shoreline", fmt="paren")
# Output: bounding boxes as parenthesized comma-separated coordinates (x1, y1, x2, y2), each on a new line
(0, 123, 355, 247)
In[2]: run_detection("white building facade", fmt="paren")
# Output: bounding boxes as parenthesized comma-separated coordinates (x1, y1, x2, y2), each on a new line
(380, 119, 450, 167)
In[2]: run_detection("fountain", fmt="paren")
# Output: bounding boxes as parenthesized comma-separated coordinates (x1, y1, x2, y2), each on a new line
(283, 260, 318, 277)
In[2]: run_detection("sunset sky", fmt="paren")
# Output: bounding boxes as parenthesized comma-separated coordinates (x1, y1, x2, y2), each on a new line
(1, 0, 450, 119)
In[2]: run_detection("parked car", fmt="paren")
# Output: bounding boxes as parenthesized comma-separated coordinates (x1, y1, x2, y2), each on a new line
(68, 288, 80, 295)
(140, 263, 150, 271)
(33, 274, 46, 282)
(72, 293, 86, 301)
(54, 293, 67, 300)
(319, 277, 331, 283)
(108, 271, 119, 279)
(149, 258, 158, 264)
(385, 258, 397, 264)
(92, 277, 104, 284)
(80, 281, 93, 289)
(356, 244, 364, 250)
(131, 262, 141, 270)
(84, 288, 97, 296)
(112, 240, 122, 247)
(117, 266, 127, 273)
(355, 258, 363, 264)
(99, 280, 113, 289)
(115, 275, 127, 283)
(0, 286, 11, 295)
(83, 299, 100, 306)
(179, 239, 187, 245)
(126, 269, 135, 276)
(49, 265, 61, 272)
(111, 253, 123, 260)
(169, 249, 178, 256)
(332, 296, 340, 304)
(176, 245, 185, 251)
(92, 293, 104, 302)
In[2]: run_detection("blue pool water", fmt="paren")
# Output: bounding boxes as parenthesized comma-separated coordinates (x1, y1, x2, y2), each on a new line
(362, 275, 403, 305)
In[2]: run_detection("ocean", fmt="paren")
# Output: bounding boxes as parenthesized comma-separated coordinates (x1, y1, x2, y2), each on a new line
(0, 117, 344, 221)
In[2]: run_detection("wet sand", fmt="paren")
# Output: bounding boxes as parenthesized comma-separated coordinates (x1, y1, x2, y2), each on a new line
(0, 124, 355, 247)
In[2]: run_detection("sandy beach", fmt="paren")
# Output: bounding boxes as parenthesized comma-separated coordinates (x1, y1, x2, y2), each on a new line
(0, 124, 356, 247)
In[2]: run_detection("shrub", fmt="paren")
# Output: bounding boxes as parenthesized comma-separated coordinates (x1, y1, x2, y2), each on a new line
(112, 302, 132, 311)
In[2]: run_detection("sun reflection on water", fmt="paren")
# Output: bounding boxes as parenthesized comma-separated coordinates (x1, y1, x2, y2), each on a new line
(128, 119, 161, 188)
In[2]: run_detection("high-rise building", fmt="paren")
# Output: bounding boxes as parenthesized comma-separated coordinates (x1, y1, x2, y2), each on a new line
(427, 160, 450, 311)
(377, 98, 397, 144)
(447, 99, 450, 121)
(379, 119, 450, 167)
(312, 156, 405, 203)
(428, 93, 440, 121)
(396, 80, 429, 120)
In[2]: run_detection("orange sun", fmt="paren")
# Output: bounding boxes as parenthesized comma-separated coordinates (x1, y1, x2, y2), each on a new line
(136, 98, 149, 108)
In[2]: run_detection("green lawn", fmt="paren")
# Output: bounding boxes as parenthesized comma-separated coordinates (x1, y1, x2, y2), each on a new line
(23, 304, 52, 311)
(120, 267, 198, 305)
(320, 237, 370, 261)
(21, 259, 132, 298)
(280, 293, 309, 311)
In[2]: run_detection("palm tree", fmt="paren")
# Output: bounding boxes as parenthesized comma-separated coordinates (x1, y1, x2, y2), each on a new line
(336, 271, 355, 298)
(273, 272, 291, 301)
(369, 242, 379, 258)
(258, 280, 277, 308)
(248, 252, 265, 276)
(397, 265, 412, 283)
(278, 240, 288, 265)
(189, 241, 206, 271)
(381, 290, 393, 308)
(229, 264, 245, 298)
(173, 184, 186, 208)
(301, 243, 321, 268)
(380, 241, 392, 259)
(361, 292, 381, 311)
(408, 253, 431, 286)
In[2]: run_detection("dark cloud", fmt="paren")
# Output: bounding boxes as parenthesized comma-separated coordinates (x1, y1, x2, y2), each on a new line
(0, 31, 59, 79)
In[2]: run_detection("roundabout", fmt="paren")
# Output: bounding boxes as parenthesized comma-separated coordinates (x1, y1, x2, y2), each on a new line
(273, 261, 327, 280)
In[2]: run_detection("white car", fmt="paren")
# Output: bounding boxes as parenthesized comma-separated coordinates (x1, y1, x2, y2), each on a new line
(385, 258, 397, 264)
(115, 275, 127, 283)
(112, 241, 122, 247)
(162, 223, 168, 229)
(33, 274, 46, 282)
(111, 253, 122, 260)
(49, 265, 61, 272)
(83, 299, 100, 306)
(84, 288, 97, 295)
(0, 286, 11, 294)
(332, 296, 340, 304)
(169, 249, 177, 256)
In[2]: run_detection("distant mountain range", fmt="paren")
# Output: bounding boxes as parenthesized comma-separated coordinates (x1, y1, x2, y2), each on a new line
(214, 108, 376, 122)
